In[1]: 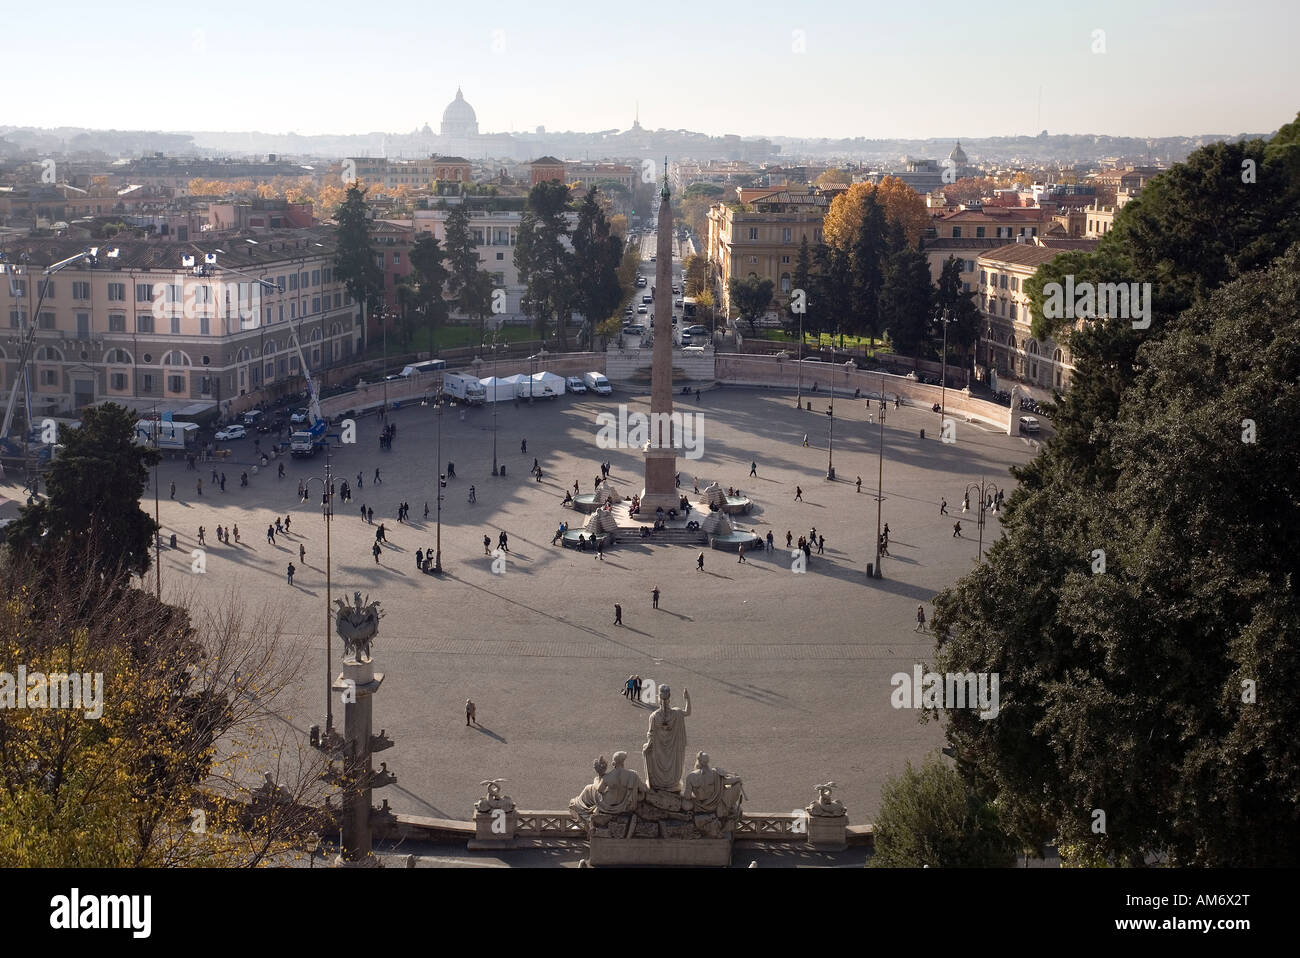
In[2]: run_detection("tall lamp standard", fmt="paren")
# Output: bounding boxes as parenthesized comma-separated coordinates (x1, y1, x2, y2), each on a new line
(483, 327, 502, 475)
(872, 373, 887, 578)
(434, 394, 445, 572)
(962, 477, 1004, 562)
(825, 328, 840, 480)
(300, 443, 337, 732)
(934, 307, 955, 435)
(795, 297, 806, 409)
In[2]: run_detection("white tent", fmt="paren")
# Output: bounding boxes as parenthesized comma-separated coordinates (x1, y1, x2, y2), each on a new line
(479, 375, 523, 403)
(524, 371, 565, 398)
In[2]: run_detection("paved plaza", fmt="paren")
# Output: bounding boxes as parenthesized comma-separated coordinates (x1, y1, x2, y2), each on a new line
(113, 387, 1034, 823)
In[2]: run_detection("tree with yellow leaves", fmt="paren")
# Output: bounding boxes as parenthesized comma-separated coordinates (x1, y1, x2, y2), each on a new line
(822, 177, 929, 250)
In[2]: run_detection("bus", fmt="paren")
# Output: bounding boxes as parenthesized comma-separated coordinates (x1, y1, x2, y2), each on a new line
(682, 296, 698, 323)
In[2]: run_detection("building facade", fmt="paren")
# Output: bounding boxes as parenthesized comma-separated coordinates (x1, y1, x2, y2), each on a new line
(0, 230, 360, 419)
(706, 188, 828, 316)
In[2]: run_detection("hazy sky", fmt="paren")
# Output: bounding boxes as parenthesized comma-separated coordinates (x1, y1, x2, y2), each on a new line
(5, 0, 1296, 139)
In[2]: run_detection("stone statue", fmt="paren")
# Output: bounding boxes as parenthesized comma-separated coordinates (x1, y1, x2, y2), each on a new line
(569, 755, 609, 820)
(596, 751, 644, 814)
(807, 782, 846, 817)
(475, 779, 515, 814)
(642, 684, 690, 791)
(335, 591, 384, 661)
(683, 751, 745, 820)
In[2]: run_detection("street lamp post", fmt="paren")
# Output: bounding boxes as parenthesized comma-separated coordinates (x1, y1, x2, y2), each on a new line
(872, 374, 887, 578)
(300, 443, 336, 732)
(962, 477, 1004, 562)
(484, 327, 502, 475)
(934, 307, 955, 435)
(796, 301, 805, 409)
(434, 395, 444, 572)
(826, 329, 838, 480)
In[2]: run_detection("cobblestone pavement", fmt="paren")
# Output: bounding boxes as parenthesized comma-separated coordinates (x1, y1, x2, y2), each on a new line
(128, 387, 1034, 825)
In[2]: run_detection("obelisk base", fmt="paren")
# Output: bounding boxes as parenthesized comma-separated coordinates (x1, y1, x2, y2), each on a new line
(640, 446, 680, 514)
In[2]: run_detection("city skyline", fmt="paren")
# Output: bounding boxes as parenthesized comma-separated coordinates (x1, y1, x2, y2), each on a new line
(3, 0, 1296, 140)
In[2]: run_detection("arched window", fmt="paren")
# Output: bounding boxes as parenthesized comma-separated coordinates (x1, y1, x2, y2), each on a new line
(264, 339, 277, 355)
(36, 346, 64, 362)
(1008, 335, 1017, 351)
(236, 347, 252, 363)
(310, 328, 322, 342)
(1027, 340, 1039, 356)
(161, 350, 192, 367)
(105, 348, 132, 364)
(1053, 348, 1064, 364)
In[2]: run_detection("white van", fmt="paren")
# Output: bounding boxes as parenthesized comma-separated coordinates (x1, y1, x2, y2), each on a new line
(401, 359, 446, 378)
(583, 371, 612, 395)
(242, 409, 264, 426)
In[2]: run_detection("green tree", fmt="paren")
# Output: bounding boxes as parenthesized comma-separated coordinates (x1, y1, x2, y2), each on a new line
(870, 754, 1018, 868)
(332, 184, 383, 350)
(407, 232, 451, 351)
(442, 204, 479, 301)
(877, 247, 934, 357)
(934, 256, 982, 366)
(849, 192, 887, 340)
(931, 244, 1300, 866)
(785, 237, 814, 339)
(514, 180, 576, 347)
(7, 403, 159, 581)
(571, 187, 625, 331)
(727, 275, 775, 337)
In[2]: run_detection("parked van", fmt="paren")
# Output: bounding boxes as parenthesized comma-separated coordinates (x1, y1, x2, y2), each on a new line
(242, 409, 264, 426)
(583, 371, 612, 395)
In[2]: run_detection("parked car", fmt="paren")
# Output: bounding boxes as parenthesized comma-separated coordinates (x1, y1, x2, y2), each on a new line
(1018, 416, 1041, 433)
(637, 304, 647, 314)
(215, 424, 247, 441)
(289, 407, 309, 424)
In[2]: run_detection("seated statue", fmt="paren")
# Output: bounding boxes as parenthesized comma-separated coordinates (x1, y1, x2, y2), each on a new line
(569, 756, 610, 821)
(807, 781, 847, 817)
(682, 751, 744, 820)
(595, 751, 644, 814)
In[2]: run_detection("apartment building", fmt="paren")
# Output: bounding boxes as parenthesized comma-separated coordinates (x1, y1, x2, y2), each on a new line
(0, 229, 360, 419)
(565, 162, 636, 192)
(974, 240, 1096, 392)
(347, 156, 473, 191)
(706, 188, 829, 316)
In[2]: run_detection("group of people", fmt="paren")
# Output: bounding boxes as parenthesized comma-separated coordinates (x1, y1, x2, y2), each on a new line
(395, 500, 414, 523)
(621, 674, 645, 700)
(378, 422, 397, 450)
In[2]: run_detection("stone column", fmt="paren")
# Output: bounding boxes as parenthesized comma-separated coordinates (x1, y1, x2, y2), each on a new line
(331, 657, 388, 863)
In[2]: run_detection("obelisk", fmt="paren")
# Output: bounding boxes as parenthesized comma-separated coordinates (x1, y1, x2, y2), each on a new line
(641, 163, 680, 514)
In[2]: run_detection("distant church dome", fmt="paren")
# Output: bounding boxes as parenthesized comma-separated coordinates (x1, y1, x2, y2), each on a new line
(948, 141, 968, 166)
(441, 87, 479, 137)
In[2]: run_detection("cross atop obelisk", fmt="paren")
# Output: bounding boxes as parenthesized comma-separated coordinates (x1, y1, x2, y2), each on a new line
(640, 157, 680, 514)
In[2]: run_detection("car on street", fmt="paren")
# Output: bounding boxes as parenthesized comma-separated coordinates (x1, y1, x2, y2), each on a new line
(1018, 416, 1041, 433)
(215, 424, 246, 441)
(289, 407, 309, 423)
(637, 304, 647, 314)
(566, 376, 587, 393)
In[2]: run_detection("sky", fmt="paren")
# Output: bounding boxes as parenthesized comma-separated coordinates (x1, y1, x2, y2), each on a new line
(3, 0, 1297, 140)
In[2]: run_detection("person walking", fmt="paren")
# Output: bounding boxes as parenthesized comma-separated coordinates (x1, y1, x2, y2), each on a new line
(766, 530, 774, 552)
(802, 434, 809, 447)
(275, 517, 283, 534)
(233, 524, 240, 544)
(786, 530, 793, 548)
(299, 543, 306, 563)
(940, 498, 948, 515)
(856, 476, 862, 494)
(374, 468, 382, 484)
(220, 472, 226, 492)
(357, 471, 363, 489)
(737, 543, 746, 563)
(652, 586, 660, 609)
(484, 535, 492, 555)
(573, 479, 580, 495)
(360, 503, 368, 522)
(285, 515, 291, 533)
(613, 603, 622, 626)
(197, 478, 203, 496)
(424, 502, 430, 521)
(498, 531, 509, 553)
(521, 439, 527, 454)
(696, 552, 704, 573)
(882, 523, 890, 547)
(367, 506, 374, 524)
(267, 524, 276, 544)
(376, 523, 387, 544)
(794, 486, 803, 502)
(287, 562, 296, 586)
(169, 480, 176, 500)
(623, 676, 635, 699)
(278, 461, 285, 479)
(916, 605, 927, 632)
(466, 699, 477, 727)
(595, 539, 605, 561)
(749, 461, 757, 477)
(416, 548, 424, 570)
(372, 542, 382, 563)
(953, 521, 963, 538)
(817, 535, 825, 555)
(198, 526, 206, 546)
(299, 480, 306, 500)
